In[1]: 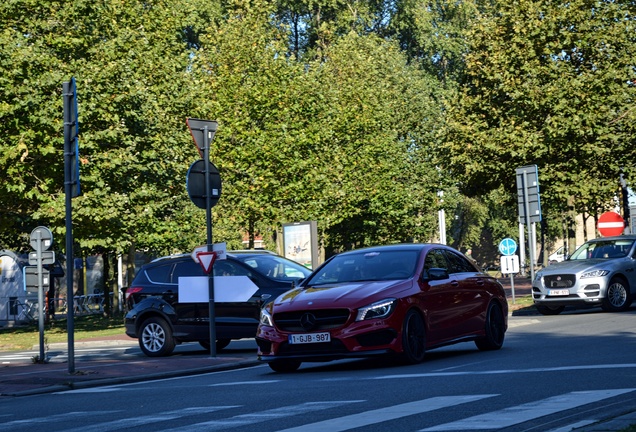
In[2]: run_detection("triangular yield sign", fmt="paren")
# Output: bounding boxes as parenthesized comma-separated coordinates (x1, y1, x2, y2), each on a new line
(197, 251, 217, 274)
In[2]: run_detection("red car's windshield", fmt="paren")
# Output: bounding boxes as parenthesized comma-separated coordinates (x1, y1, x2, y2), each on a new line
(307, 250, 419, 285)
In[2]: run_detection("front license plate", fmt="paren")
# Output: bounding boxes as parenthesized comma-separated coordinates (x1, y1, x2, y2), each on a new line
(548, 289, 570, 296)
(288, 332, 331, 344)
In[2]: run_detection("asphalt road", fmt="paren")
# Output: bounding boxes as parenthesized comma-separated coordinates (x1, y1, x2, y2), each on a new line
(1, 307, 636, 432)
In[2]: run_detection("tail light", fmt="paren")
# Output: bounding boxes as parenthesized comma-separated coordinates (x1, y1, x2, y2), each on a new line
(125, 287, 143, 301)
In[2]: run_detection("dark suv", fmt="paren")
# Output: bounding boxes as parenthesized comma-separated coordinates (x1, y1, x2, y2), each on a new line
(124, 251, 311, 356)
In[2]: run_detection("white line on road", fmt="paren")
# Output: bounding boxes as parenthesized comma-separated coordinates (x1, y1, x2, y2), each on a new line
(275, 395, 498, 432)
(159, 401, 366, 432)
(209, 380, 281, 386)
(375, 363, 636, 380)
(419, 389, 635, 431)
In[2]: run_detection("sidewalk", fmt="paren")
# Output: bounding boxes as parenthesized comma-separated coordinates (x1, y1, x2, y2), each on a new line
(0, 336, 259, 397)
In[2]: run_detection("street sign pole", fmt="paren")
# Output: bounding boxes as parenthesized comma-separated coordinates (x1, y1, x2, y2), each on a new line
(63, 78, 79, 373)
(203, 125, 217, 358)
(29, 226, 54, 362)
(35, 231, 45, 361)
(186, 118, 220, 358)
(521, 170, 536, 282)
(516, 165, 541, 283)
(499, 238, 519, 304)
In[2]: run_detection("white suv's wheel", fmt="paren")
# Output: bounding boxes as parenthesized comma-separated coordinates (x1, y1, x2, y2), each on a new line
(602, 278, 632, 312)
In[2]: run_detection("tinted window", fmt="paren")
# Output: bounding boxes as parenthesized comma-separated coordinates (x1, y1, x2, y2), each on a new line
(172, 260, 205, 282)
(213, 260, 251, 277)
(443, 250, 477, 273)
(424, 249, 448, 271)
(235, 255, 310, 280)
(307, 250, 419, 284)
(145, 263, 174, 283)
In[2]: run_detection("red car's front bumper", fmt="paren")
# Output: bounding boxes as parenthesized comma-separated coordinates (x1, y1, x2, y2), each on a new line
(256, 313, 405, 363)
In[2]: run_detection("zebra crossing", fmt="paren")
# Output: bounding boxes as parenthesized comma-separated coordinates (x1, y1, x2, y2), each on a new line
(0, 388, 632, 432)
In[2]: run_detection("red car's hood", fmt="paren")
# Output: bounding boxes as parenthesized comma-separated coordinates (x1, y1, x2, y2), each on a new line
(274, 280, 413, 310)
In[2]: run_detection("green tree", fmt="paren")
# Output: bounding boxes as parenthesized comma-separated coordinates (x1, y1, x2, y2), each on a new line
(193, 0, 447, 253)
(443, 0, 636, 244)
(0, 0, 219, 257)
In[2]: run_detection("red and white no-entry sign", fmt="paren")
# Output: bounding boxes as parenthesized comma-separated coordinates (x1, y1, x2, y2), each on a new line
(597, 211, 625, 237)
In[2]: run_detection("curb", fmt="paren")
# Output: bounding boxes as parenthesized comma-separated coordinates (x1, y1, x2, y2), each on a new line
(4, 358, 261, 397)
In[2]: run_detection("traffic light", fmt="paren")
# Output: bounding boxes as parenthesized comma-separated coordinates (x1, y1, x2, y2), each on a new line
(63, 77, 80, 197)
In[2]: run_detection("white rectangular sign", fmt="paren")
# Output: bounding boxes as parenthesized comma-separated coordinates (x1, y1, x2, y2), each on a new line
(500, 255, 520, 275)
(178, 276, 259, 303)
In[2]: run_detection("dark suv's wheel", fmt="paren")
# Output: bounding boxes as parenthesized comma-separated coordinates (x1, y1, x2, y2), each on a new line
(602, 277, 632, 312)
(139, 317, 175, 357)
(199, 338, 231, 352)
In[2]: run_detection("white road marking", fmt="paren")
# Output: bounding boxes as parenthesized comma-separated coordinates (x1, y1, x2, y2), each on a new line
(275, 395, 498, 432)
(209, 380, 281, 386)
(375, 363, 636, 379)
(158, 401, 366, 432)
(0, 411, 120, 431)
(59, 407, 239, 432)
(420, 389, 635, 431)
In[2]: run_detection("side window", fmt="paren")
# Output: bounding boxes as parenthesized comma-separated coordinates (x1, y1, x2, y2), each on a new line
(424, 249, 448, 271)
(213, 260, 250, 277)
(171, 260, 205, 283)
(145, 263, 174, 284)
(443, 251, 476, 273)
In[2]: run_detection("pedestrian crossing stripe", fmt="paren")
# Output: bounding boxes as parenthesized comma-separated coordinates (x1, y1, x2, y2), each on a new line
(1, 389, 634, 432)
(420, 389, 636, 431)
(275, 395, 498, 432)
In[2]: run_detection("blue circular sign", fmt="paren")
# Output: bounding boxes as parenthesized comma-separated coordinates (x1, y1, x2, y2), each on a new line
(499, 238, 517, 256)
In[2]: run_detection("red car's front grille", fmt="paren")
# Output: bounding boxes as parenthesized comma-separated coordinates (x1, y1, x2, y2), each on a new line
(274, 309, 350, 332)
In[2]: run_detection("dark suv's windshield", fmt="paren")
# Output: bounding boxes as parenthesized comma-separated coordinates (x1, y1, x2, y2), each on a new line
(232, 255, 311, 281)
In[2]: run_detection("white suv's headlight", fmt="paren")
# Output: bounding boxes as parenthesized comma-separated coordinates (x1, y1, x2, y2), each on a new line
(260, 308, 274, 327)
(581, 270, 609, 279)
(356, 298, 396, 321)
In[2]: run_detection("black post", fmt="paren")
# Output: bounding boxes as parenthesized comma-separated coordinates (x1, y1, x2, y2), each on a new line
(204, 126, 217, 357)
(620, 172, 630, 232)
(63, 78, 78, 373)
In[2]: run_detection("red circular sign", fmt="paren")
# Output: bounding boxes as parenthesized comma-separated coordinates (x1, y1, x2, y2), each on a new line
(597, 211, 625, 237)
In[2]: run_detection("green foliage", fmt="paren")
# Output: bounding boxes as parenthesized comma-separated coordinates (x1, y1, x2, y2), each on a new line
(194, 1, 444, 252)
(443, 0, 636, 246)
(1, 0, 633, 267)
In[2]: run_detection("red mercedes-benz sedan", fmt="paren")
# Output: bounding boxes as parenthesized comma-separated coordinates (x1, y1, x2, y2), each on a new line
(256, 243, 508, 372)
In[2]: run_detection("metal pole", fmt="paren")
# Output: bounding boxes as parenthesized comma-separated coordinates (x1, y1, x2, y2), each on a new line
(509, 273, 515, 304)
(203, 126, 217, 357)
(437, 191, 446, 245)
(36, 231, 45, 361)
(522, 171, 536, 282)
(63, 80, 75, 373)
(518, 223, 525, 276)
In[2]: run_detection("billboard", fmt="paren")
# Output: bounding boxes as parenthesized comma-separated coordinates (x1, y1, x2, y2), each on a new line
(282, 221, 319, 269)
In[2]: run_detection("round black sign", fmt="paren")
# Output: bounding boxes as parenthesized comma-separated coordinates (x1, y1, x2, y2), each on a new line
(186, 160, 222, 209)
(30, 226, 53, 251)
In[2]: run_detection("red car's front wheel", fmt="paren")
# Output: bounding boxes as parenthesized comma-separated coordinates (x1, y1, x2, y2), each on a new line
(401, 309, 426, 364)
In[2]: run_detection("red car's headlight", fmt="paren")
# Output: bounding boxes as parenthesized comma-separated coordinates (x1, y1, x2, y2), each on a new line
(259, 304, 274, 327)
(356, 298, 397, 321)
